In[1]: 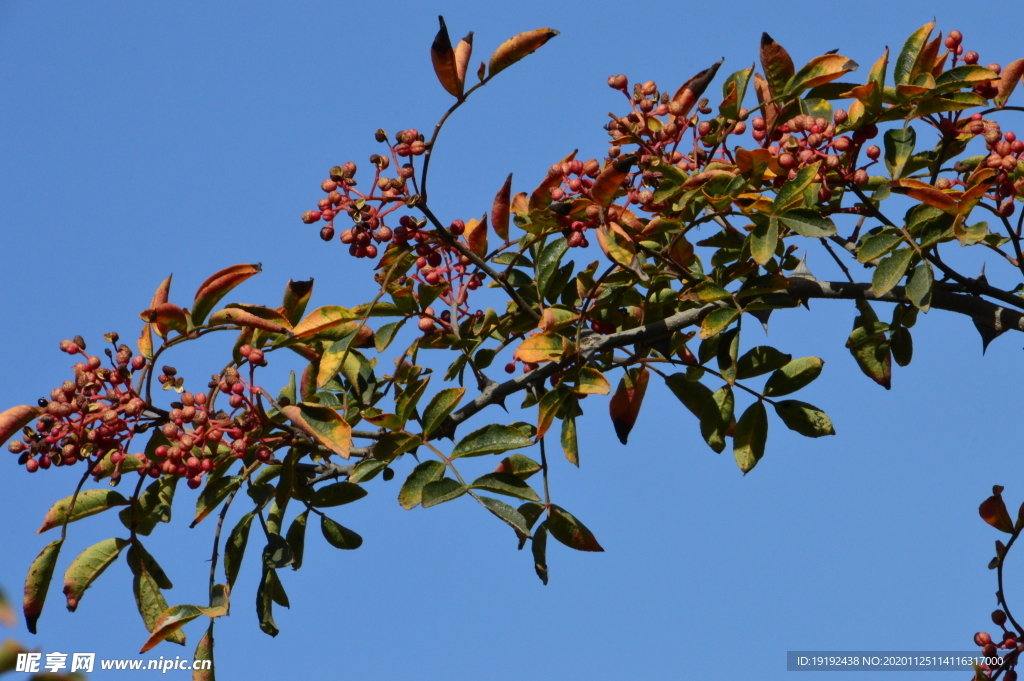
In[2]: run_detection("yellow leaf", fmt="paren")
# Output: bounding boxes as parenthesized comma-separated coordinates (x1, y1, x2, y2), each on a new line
(517, 332, 572, 363)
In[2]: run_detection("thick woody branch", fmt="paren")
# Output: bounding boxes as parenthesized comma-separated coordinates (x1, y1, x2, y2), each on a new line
(304, 278, 1023, 469)
(786, 278, 1024, 335)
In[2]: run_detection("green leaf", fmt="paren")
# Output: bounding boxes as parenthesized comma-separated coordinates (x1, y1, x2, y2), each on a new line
(129, 548, 185, 647)
(857, 232, 902, 263)
(193, 476, 242, 527)
(256, 569, 279, 638)
(23, 538, 62, 633)
(532, 521, 549, 585)
(286, 511, 309, 570)
(320, 515, 363, 550)
(763, 357, 824, 397)
(883, 126, 916, 179)
(477, 495, 532, 537)
(420, 387, 465, 437)
(894, 22, 934, 85)
(263, 534, 294, 569)
(750, 214, 779, 265)
(733, 401, 769, 474)
(779, 209, 837, 237)
(373, 431, 421, 463)
(311, 482, 368, 508)
(126, 542, 173, 590)
(451, 424, 534, 459)
(736, 346, 793, 380)
(420, 478, 468, 507)
(494, 453, 543, 480)
(848, 325, 892, 389)
(349, 458, 388, 483)
(398, 460, 446, 509)
(38, 489, 129, 533)
(223, 510, 255, 589)
(120, 474, 178, 536)
(774, 400, 836, 437)
(515, 502, 545, 548)
(890, 326, 914, 367)
(699, 307, 739, 340)
(63, 537, 129, 612)
(470, 473, 541, 501)
(773, 162, 821, 213)
(871, 247, 914, 296)
(665, 373, 713, 418)
(905, 261, 933, 312)
(561, 412, 579, 467)
(374, 320, 405, 353)
(933, 65, 999, 93)
(547, 505, 604, 552)
(537, 237, 569, 299)
(537, 386, 569, 440)
(699, 385, 734, 453)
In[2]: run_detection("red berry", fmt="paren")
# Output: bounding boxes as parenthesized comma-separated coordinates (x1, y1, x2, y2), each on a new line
(866, 145, 881, 160)
(365, 244, 378, 259)
(964, 51, 979, 65)
(187, 477, 202, 489)
(975, 632, 993, 647)
(450, 220, 465, 235)
(418, 317, 434, 332)
(302, 210, 321, 224)
(25, 458, 39, 473)
(320, 225, 335, 241)
(992, 610, 1008, 627)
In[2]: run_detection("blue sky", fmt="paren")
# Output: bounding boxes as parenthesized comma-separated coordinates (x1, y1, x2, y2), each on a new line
(1, 2, 1024, 679)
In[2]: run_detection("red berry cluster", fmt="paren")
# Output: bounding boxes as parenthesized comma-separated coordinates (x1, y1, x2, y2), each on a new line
(761, 112, 875, 198)
(944, 30, 1002, 99)
(8, 335, 147, 477)
(145, 358, 275, 490)
(973, 612, 1019, 678)
(300, 129, 427, 259)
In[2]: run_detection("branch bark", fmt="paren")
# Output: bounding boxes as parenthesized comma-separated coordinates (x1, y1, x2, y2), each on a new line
(336, 277, 1024, 460)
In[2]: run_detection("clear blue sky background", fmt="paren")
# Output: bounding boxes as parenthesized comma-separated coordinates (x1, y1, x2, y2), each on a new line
(1, 2, 1023, 679)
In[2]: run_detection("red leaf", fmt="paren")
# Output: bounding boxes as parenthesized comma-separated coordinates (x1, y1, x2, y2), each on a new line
(0, 404, 41, 450)
(430, 16, 462, 98)
(139, 303, 189, 335)
(192, 263, 262, 325)
(149, 274, 173, 339)
(980, 486, 1015, 534)
(491, 173, 512, 242)
(608, 366, 650, 444)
